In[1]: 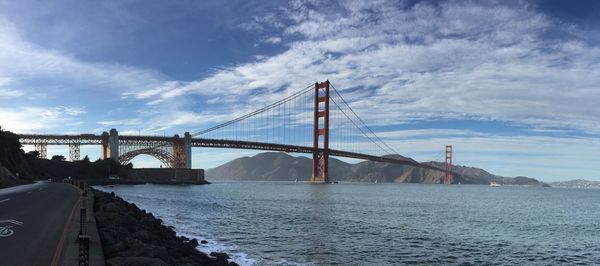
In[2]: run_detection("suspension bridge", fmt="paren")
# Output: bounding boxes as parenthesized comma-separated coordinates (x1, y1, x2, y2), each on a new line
(18, 81, 455, 184)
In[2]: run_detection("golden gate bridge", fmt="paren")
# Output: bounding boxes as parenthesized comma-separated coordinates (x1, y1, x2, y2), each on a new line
(18, 81, 455, 184)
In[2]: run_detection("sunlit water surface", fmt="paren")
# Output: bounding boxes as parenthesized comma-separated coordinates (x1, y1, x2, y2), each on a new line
(97, 182, 600, 265)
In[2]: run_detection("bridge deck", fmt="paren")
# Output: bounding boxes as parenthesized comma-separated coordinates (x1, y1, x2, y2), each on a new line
(18, 134, 453, 175)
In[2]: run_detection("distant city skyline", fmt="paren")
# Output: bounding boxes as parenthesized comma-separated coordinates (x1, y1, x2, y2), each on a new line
(1, 0, 599, 181)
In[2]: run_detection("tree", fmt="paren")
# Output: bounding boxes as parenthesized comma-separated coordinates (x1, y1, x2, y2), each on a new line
(0, 128, 23, 169)
(51, 155, 66, 161)
(25, 151, 40, 160)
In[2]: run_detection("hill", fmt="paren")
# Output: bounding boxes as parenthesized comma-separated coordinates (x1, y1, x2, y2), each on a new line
(206, 152, 548, 186)
(550, 179, 600, 189)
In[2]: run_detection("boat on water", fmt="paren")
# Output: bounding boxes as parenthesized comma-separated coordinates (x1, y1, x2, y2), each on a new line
(490, 182, 501, 187)
(374, 179, 378, 183)
(294, 178, 298, 183)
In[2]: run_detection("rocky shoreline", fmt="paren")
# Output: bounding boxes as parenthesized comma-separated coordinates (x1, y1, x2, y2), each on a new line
(93, 189, 237, 266)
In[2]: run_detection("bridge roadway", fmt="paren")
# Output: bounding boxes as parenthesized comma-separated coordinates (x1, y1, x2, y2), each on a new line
(194, 139, 450, 173)
(0, 181, 80, 265)
(19, 133, 453, 175)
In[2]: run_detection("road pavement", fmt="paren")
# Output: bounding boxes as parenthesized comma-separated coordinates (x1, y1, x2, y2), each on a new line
(0, 181, 81, 265)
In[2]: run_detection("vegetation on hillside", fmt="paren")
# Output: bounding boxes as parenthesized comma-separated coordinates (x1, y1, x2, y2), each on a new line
(0, 127, 34, 187)
(29, 154, 133, 181)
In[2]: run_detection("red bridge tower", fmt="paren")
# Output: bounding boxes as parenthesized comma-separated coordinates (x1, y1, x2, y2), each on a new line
(310, 81, 330, 183)
(444, 145, 453, 184)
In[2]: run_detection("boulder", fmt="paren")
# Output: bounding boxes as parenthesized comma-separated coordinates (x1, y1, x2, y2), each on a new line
(210, 252, 231, 259)
(106, 256, 169, 266)
(93, 189, 232, 266)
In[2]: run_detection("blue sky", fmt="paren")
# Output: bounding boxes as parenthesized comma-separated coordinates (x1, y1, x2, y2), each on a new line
(1, 0, 599, 181)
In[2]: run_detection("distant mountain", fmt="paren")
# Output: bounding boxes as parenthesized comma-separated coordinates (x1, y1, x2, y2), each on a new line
(206, 152, 548, 186)
(550, 179, 600, 189)
(205, 152, 312, 181)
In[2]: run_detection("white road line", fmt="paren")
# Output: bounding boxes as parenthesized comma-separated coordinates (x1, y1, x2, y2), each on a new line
(0, 198, 10, 203)
(0, 181, 45, 196)
(0, 219, 23, 226)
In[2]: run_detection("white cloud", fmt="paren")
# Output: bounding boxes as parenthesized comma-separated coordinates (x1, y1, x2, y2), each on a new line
(97, 118, 142, 127)
(59, 106, 87, 116)
(94, 110, 238, 136)
(0, 106, 86, 133)
(0, 14, 171, 134)
(125, 0, 600, 134)
(0, 77, 23, 98)
(0, 16, 164, 96)
(264, 36, 282, 44)
(237, 13, 286, 32)
(0, 88, 23, 98)
(376, 129, 487, 139)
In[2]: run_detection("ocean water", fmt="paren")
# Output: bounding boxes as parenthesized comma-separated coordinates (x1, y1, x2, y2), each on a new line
(97, 182, 600, 265)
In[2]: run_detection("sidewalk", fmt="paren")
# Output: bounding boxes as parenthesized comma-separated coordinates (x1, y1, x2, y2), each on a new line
(61, 183, 105, 266)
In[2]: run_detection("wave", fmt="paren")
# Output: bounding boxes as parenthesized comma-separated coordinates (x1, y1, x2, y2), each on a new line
(163, 218, 258, 266)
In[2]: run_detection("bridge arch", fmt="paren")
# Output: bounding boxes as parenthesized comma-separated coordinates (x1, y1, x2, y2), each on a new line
(119, 147, 173, 168)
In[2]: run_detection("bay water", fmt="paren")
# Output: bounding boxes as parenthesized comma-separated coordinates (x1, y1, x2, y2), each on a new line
(97, 182, 600, 265)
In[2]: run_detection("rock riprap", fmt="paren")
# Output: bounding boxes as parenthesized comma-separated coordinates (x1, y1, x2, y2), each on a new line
(94, 189, 238, 266)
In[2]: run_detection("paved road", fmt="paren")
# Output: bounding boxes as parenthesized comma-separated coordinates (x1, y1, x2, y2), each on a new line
(0, 182, 80, 266)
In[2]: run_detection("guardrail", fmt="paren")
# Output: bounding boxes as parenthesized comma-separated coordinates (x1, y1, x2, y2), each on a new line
(61, 179, 91, 266)
(78, 235, 89, 266)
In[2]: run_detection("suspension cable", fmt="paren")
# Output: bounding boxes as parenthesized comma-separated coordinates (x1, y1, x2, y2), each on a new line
(192, 83, 314, 137)
(329, 82, 400, 155)
(329, 95, 394, 155)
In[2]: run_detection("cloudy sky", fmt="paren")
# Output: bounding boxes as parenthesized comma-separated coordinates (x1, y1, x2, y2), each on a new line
(1, 0, 599, 181)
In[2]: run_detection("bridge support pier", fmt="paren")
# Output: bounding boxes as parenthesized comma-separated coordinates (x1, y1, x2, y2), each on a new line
(310, 81, 330, 183)
(69, 143, 80, 161)
(34, 143, 48, 159)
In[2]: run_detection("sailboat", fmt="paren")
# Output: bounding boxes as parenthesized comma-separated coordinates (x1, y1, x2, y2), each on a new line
(294, 177, 298, 183)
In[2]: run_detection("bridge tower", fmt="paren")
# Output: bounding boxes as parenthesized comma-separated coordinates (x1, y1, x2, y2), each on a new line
(184, 132, 192, 168)
(310, 81, 330, 183)
(101, 128, 119, 162)
(171, 133, 192, 168)
(444, 145, 452, 184)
